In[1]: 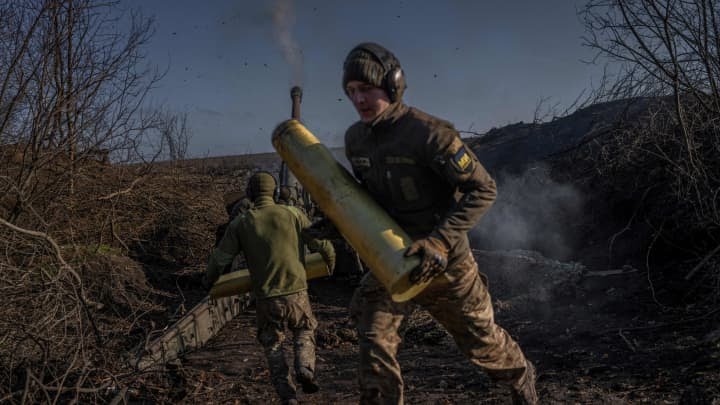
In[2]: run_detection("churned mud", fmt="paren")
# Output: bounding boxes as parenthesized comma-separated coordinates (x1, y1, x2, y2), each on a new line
(144, 249, 720, 404)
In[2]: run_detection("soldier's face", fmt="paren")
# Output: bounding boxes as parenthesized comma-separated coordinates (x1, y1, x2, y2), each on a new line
(345, 80, 391, 123)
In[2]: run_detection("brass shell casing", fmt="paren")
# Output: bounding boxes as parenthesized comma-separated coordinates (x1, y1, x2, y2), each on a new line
(209, 252, 330, 299)
(272, 119, 429, 302)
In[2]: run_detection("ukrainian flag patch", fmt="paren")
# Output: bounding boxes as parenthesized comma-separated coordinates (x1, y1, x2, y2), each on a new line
(453, 147, 472, 172)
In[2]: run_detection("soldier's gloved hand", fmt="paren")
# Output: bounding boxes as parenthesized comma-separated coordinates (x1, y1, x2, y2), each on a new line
(303, 218, 341, 240)
(405, 236, 449, 284)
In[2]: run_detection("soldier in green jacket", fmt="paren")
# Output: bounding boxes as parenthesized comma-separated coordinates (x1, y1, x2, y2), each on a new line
(341, 43, 538, 405)
(205, 171, 336, 405)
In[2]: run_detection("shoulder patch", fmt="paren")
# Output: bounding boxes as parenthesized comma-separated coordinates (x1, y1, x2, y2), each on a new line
(453, 147, 473, 172)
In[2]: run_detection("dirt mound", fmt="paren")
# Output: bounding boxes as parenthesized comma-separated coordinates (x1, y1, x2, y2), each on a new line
(81, 253, 166, 314)
(474, 249, 584, 301)
(467, 98, 655, 175)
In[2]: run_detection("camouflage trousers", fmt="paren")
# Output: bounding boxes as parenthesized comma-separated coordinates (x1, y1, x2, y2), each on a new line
(256, 290, 318, 402)
(349, 251, 530, 405)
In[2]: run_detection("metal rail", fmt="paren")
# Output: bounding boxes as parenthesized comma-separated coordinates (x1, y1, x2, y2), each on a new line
(135, 295, 247, 370)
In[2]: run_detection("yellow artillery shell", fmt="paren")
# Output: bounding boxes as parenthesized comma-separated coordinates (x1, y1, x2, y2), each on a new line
(272, 119, 428, 302)
(210, 252, 330, 299)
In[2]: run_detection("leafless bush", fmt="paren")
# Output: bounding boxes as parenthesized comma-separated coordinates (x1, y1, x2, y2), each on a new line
(157, 111, 192, 162)
(0, 224, 109, 403)
(579, 0, 720, 290)
(0, 0, 215, 402)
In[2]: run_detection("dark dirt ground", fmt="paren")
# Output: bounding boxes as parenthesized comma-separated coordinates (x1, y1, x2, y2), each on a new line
(123, 146, 720, 404)
(145, 248, 720, 405)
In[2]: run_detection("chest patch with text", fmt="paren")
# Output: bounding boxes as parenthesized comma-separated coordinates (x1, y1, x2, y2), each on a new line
(351, 157, 371, 168)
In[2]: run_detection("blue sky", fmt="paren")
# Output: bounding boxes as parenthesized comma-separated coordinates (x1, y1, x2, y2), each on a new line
(124, 0, 602, 156)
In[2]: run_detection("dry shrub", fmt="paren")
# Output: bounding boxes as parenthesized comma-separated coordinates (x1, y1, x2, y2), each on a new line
(121, 172, 225, 266)
(552, 96, 720, 300)
(0, 162, 235, 403)
(578, 0, 720, 299)
(0, 237, 106, 403)
(80, 253, 166, 316)
(0, 1, 240, 401)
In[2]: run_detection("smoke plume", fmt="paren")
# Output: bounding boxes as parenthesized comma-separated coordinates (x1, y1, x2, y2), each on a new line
(471, 164, 585, 261)
(272, 0, 303, 85)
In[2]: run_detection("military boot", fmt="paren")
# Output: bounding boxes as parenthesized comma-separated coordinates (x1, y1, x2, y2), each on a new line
(297, 367, 320, 394)
(511, 360, 538, 405)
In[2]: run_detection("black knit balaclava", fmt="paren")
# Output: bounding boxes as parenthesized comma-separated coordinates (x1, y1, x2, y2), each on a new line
(246, 171, 277, 201)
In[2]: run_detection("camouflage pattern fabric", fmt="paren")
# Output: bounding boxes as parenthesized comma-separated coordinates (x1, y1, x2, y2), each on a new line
(256, 290, 318, 402)
(349, 252, 529, 405)
(345, 101, 498, 267)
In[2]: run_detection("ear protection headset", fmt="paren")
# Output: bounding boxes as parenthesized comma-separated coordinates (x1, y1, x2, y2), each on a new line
(346, 42, 406, 102)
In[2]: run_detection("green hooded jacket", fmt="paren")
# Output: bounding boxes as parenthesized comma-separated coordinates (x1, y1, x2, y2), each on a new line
(206, 196, 335, 299)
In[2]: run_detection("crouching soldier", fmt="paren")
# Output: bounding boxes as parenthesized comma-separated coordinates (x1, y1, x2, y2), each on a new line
(204, 171, 336, 405)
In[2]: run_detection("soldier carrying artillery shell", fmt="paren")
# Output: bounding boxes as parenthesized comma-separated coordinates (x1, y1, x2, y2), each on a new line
(336, 42, 538, 405)
(204, 171, 336, 405)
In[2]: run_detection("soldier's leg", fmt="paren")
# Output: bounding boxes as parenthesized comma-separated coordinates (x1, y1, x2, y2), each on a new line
(286, 291, 320, 393)
(350, 273, 409, 405)
(416, 252, 536, 402)
(256, 297, 297, 402)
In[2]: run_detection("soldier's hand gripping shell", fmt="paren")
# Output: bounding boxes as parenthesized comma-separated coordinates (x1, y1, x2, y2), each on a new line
(404, 236, 450, 284)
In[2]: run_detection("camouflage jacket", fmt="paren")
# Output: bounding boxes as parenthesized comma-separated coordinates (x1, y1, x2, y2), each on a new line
(345, 102, 496, 265)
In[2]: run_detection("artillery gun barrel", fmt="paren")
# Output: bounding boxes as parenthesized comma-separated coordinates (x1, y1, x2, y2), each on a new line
(291, 86, 302, 121)
(281, 86, 303, 189)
